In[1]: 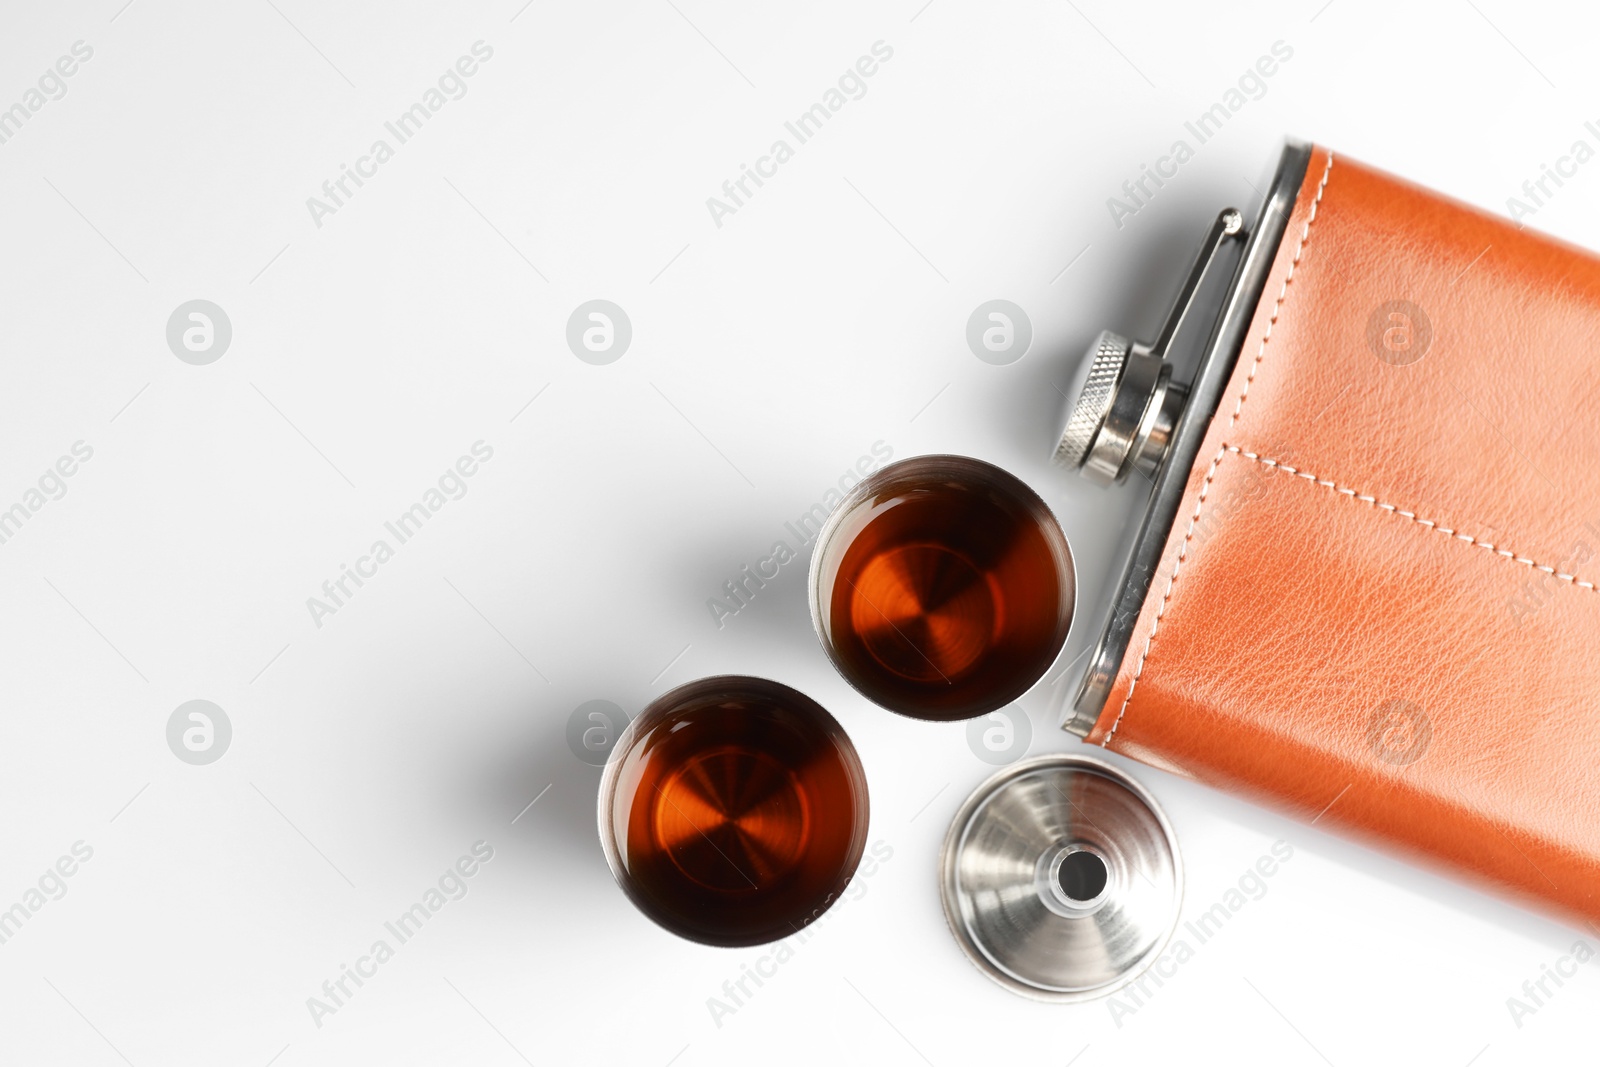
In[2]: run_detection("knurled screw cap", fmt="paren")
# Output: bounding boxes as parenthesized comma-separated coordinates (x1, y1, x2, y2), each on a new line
(1054, 331, 1130, 469)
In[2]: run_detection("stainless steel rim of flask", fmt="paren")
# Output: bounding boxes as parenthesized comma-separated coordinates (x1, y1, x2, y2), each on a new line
(1055, 140, 1315, 737)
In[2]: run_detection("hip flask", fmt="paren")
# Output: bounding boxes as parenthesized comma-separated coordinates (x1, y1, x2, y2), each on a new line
(1055, 140, 1600, 929)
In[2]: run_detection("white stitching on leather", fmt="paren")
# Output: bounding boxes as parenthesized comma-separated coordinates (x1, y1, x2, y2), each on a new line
(1224, 445, 1599, 591)
(1101, 149, 1335, 748)
(1227, 150, 1334, 431)
(1099, 443, 1228, 747)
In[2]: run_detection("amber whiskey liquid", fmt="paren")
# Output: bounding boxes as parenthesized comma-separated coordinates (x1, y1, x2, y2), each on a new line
(811, 456, 1074, 722)
(598, 677, 869, 948)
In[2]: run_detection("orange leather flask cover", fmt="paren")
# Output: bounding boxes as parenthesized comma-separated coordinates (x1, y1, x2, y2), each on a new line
(1088, 145, 1600, 927)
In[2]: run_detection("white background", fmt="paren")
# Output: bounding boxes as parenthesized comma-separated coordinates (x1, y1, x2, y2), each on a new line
(2, 1, 1597, 1064)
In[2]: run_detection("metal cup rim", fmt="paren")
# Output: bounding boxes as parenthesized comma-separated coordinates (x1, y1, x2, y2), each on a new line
(596, 674, 871, 948)
(805, 453, 1078, 722)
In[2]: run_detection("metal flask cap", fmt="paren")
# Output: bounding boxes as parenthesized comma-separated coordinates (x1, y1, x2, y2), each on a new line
(1055, 208, 1244, 486)
(940, 755, 1182, 1001)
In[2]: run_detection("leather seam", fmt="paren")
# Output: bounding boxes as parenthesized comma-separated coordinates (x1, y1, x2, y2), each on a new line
(1226, 150, 1334, 431)
(1101, 148, 1335, 748)
(1099, 443, 1229, 747)
(1224, 445, 1600, 591)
